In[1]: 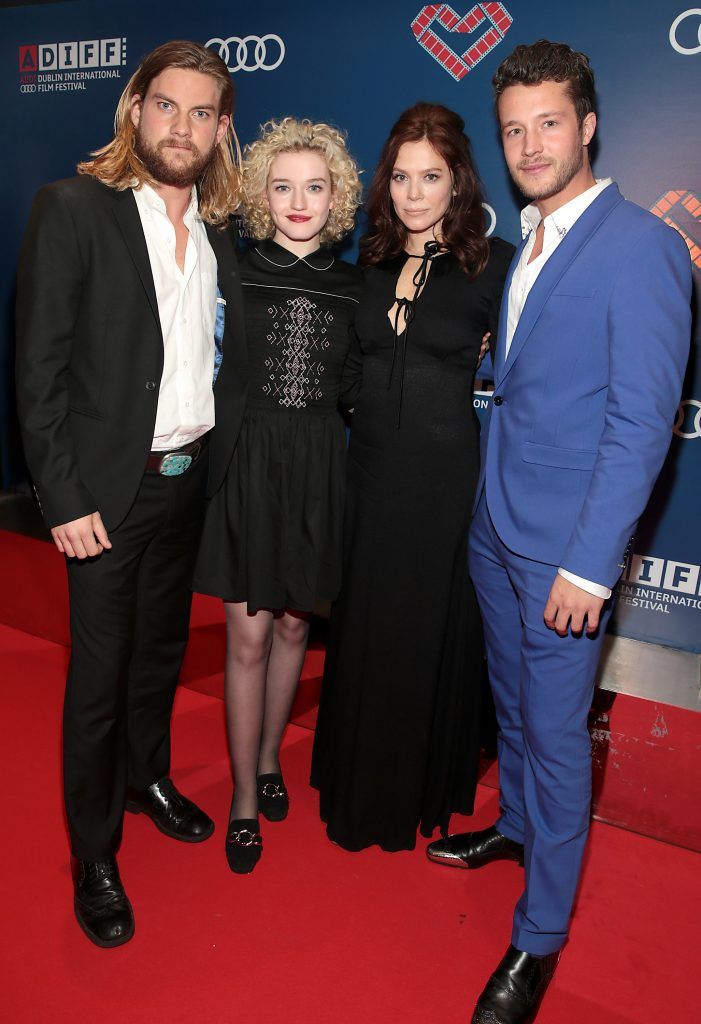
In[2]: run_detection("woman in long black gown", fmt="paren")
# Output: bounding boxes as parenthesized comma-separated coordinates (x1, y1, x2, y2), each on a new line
(311, 103, 514, 852)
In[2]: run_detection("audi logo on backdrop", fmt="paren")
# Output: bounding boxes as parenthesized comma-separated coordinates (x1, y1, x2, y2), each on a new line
(482, 203, 496, 237)
(673, 399, 701, 439)
(669, 9, 701, 53)
(205, 35, 285, 72)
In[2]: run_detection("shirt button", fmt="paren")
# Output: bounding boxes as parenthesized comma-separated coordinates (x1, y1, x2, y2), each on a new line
(145, 381, 156, 390)
(493, 395, 504, 406)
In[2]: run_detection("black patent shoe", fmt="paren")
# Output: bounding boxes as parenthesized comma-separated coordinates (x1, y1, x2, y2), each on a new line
(225, 818, 262, 874)
(426, 825, 524, 869)
(471, 945, 560, 1024)
(256, 773, 289, 822)
(126, 777, 214, 843)
(72, 857, 134, 948)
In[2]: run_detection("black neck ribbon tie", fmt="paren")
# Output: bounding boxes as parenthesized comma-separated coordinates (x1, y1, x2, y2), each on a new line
(388, 240, 442, 429)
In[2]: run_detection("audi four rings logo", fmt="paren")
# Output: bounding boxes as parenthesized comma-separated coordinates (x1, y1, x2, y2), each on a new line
(670, 9, 701, 53)
(483, 203, 496, 237)
(674, 399, 701, 439)
(205, 35, 285, 72)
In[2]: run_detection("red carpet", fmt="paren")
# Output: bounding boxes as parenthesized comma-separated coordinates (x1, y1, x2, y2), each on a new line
(1, 620, 698, 1023)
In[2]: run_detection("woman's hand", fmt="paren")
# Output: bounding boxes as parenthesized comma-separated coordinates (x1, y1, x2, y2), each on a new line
(477, 332, 491, 368)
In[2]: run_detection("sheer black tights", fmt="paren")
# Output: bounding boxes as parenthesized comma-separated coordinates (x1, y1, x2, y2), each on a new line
(223, 602, 310, 821)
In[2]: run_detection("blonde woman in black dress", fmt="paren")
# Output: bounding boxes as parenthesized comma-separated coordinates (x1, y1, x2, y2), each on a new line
(312, 103, 514, 851)
(194, 118, 362, 872)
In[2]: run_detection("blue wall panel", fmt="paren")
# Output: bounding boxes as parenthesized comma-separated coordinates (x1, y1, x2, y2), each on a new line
(2, 1, 700, 649)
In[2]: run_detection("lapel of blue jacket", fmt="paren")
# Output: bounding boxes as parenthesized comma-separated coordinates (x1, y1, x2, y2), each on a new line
(494, 238, 527, 384)
(499, 183, 624, 386)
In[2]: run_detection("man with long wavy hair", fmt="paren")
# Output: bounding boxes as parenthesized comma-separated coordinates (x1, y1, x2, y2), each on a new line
(16, 40, 247, 947)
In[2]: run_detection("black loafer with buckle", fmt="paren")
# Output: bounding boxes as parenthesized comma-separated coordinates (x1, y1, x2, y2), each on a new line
(257, 773, 289, 822)
(126, 777, 214, 842)
(225, 819, 263, 874)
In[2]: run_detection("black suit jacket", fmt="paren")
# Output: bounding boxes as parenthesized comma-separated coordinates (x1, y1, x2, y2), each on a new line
(15, 175, 247, 530)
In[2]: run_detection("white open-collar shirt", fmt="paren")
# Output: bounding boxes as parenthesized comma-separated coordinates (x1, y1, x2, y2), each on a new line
(133, 182, 217, 452)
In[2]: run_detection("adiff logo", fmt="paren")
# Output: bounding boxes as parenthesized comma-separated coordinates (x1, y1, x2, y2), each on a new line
(19, 38, 126, 73)
(18, 38, 126, 94)
(650, 190, 701, 270)
(411, 3, 512, 81)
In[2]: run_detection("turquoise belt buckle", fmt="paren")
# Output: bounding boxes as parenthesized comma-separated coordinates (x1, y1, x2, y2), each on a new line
(159, 453, 192, 476)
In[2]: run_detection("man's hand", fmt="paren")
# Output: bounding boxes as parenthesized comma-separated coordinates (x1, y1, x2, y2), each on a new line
(51, 512, 112, 559)
(544, 574, 604, 636)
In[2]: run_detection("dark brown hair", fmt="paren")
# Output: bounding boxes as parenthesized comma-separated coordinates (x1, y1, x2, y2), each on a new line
(360, 102, 489, 278)
(492, 39, 596, 126)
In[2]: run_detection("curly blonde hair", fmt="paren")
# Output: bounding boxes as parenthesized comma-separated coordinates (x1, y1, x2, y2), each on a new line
(240, 117, 362, 244)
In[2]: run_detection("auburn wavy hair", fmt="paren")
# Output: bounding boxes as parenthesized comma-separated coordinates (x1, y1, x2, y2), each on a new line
(240, 117, 362, 245)
(77, 40, 241, 226)
(360, 102, 489, 277)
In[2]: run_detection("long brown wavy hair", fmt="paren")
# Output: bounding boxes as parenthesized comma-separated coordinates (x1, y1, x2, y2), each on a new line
(360, 102, 489, 277)
(77, 40, 241, 225)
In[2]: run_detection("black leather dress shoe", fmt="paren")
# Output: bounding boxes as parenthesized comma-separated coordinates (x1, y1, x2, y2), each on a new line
(72, 857, 134, 948)
(426, 825, 524, 869)
(126, 777, 214, 842)
(471, 945, 560, 1023)
(257, 773, 289, 822)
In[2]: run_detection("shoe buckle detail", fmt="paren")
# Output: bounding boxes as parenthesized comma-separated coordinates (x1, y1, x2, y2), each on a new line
(230, 829, 262, 847)
(260, 783, 285, 799)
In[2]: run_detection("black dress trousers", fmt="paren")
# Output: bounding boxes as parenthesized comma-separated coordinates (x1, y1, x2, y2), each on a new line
(63, 452, 208, 861)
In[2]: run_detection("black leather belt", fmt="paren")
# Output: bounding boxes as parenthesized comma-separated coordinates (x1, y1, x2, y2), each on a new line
(146, 434, 209, 476)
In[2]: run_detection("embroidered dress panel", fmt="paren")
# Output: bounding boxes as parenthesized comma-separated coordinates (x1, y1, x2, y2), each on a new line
(263, 296, 334, 408)
(242, 240, 360, 414)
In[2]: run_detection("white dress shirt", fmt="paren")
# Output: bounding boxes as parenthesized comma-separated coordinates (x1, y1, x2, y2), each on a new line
(506, 178, 614, 599)
(132, 183, 217, 451)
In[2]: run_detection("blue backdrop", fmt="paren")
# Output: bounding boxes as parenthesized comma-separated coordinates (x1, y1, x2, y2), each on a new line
(2, 1, 700, 651)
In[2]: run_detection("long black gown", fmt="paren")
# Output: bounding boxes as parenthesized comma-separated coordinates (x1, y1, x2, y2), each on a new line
(311, 237, 514, 851)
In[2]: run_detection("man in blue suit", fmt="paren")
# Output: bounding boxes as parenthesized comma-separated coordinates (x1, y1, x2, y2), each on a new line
(427, 40, 691, 1023)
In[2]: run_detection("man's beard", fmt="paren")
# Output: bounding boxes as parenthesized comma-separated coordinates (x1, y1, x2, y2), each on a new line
(135, 126, 217, 188)
(514, 142, 585, 203)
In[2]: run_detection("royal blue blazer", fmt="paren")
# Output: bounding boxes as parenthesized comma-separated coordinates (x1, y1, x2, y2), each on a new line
(476, 184, 692, 590)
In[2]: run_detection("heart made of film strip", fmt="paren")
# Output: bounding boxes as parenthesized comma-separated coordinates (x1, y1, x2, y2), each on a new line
(411, 3, 513, 81)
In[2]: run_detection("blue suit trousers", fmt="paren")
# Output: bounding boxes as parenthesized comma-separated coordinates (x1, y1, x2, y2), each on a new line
(469, 494, 613, 954)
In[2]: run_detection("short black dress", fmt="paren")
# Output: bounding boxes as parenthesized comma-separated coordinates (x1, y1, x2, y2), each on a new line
(311, 237, 515, 851)
(193, 239, 362, 612)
